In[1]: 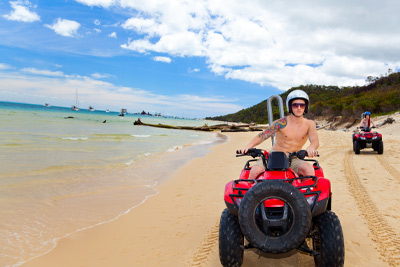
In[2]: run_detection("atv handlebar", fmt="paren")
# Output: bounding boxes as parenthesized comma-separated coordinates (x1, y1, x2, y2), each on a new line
(236, 148, 264, 158)
(358, 126, 376, 131)
(289, 150, 313, 160)
(236, 149, 318, 160)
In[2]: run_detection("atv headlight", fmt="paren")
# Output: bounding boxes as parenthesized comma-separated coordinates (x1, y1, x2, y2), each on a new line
(306, 195, 316, 206)
(360, 137, 366, 140)
(372, 136, 377, 139)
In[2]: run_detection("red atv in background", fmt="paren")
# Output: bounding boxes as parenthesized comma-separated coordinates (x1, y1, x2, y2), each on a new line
(218, 149, 345, 267)
(352, 126, 383, 154)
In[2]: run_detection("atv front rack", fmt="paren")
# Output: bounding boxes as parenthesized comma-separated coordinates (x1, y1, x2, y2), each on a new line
(229, 176, 321, 212)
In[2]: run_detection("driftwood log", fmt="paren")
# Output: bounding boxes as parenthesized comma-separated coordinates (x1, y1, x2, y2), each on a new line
(378, 117, 395, 127)
(316, 122, 333, 130)
(133, 118, 264, 132)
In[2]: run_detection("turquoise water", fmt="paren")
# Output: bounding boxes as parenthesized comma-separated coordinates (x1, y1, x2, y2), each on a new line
(0, 102, 224, 266)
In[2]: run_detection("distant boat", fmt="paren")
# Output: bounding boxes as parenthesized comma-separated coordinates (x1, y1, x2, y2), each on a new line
(72, 89, 79, 111)
(44, 103, 50, 107)
(119, 108, 127, 116)
(106, 109, 110, 113)
(88, 106, 95, 111)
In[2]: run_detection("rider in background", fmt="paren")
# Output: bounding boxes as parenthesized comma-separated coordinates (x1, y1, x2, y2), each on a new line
(357, 111, 377, 131)
(238, 90, 319, 179)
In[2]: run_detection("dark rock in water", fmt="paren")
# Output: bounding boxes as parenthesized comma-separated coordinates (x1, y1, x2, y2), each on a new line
(134, 118, 143, 125)
(64, 116, 74, 119)
(103, 120, 107, 123)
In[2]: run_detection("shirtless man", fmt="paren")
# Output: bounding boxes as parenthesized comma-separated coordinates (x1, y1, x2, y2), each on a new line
(238, 90, 319, 179)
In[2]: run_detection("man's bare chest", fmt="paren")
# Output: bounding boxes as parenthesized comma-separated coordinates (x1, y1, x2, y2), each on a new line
(277, 125, 308, 141)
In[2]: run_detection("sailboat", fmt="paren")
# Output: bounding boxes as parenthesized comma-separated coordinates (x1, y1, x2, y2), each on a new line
(71, 89, 79, 111)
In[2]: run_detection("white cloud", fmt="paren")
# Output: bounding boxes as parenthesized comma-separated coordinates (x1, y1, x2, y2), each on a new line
(94, 28, 101, 33)
(0, 63, 13, 70)
(188, 68, 200, 73)
(122, 31, 205, 57)
(45, 18, 81, 37)
(21, 68, 64, 77)
(111, 0, 400, 90)
(91, 73, 112, 79)
(4, 0, 400, 96)
(122, 17, 159, 35)
(75, 0, 116, 8)
(3, 1, 40, 22)
(152, 56, 171, 63)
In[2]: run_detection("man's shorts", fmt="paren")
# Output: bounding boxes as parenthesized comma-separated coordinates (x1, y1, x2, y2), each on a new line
(253, 153, 304, 174)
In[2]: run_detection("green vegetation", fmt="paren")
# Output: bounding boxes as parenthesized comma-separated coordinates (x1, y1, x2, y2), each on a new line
(206, 70, 400, 124)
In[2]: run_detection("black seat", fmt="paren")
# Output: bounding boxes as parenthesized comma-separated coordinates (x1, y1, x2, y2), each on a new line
(267, 152, 289, 170)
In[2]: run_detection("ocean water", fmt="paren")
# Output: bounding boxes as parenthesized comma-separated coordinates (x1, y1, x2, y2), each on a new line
(0, 102, 225, 266)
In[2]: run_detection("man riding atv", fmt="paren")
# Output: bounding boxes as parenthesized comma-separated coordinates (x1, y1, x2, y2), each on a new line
(220, 91, 345, 266)
(238, 89, 319, 178)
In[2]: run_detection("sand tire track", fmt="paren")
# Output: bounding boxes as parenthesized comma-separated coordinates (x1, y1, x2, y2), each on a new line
(318, 149, 339, 161)
(375, 155, 400, 183)
(296, 243, 315, 267)
(344, 151, 400, 266)
(187, 221, 220, 266)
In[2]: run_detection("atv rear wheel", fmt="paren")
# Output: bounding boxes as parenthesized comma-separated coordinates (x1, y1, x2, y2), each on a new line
(238, 180, 311, 254)
(219, 209, 244, 267)
(354, 141, 360, 154)
(312, 210, 345, 267)
(378, 140, 384, 154)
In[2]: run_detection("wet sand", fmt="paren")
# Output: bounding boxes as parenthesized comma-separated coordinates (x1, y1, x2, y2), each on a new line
(23, 113, 400, 267)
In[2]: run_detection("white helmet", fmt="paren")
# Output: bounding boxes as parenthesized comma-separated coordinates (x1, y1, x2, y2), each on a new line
(286, 89, 309, 114)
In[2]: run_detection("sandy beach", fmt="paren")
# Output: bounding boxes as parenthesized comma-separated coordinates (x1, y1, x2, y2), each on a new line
(23, 113, 400, 267)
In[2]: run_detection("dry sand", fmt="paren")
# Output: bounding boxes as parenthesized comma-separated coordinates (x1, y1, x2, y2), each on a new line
(23, 113, 400, 267)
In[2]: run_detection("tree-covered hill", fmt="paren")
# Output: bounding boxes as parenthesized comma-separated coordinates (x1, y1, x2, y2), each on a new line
(206, 70, 400, 124)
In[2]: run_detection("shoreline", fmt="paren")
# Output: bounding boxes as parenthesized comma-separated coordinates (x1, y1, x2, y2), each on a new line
(21, 131, 248, 267)
(22, 118, 400, 266)
(13, 131, 226, 267)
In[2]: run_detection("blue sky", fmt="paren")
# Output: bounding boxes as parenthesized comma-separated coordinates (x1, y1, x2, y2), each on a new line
(1, 0, 400, 118)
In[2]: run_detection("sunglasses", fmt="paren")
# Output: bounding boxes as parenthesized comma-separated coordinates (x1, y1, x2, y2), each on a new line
(292, 103, 306, 109)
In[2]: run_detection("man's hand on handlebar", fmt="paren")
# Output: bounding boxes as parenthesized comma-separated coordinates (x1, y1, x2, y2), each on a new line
(306, 147, 318, 158)
(236, 148, 249, 154)
(291, 150, 319, 160)
(236, 148, 264, 158)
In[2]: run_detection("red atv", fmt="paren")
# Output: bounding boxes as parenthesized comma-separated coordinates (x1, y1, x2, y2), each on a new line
(352, 126, 383, 154)
(219, 149, 345, 267)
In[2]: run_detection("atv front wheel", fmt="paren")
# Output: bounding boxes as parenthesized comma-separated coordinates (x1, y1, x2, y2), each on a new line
(354, 141, 360, 154)
(238, 181, 311, 254)
(378, 140, 384, 154)
(312, 210, 345, 266)
(219, 209, 244, 267)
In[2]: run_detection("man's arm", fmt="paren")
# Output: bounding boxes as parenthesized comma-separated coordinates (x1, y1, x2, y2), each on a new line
(258, 117, 287, 141)
(306, 120, 319, 157)
(239, 117, 287, 153)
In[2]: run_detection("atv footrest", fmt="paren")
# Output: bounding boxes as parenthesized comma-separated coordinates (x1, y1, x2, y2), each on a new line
(297, 241, 319, 256)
